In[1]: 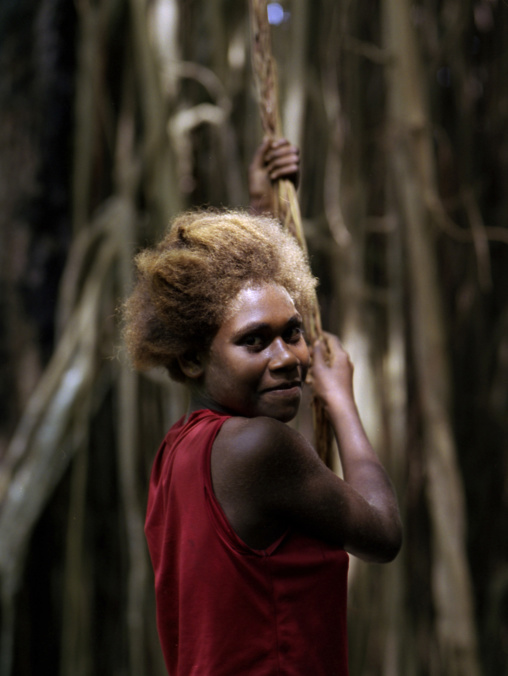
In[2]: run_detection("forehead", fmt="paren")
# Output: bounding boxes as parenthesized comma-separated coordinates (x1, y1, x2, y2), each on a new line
(221, 284, 298, 332)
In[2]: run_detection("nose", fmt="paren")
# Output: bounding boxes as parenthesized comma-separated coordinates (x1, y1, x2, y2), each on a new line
(268, 338, 299, 371)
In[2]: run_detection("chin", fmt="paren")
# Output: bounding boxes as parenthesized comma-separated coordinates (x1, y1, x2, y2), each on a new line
(263, 406, 299, 424)
(257, 395, 302, 423)
(277, 413, 297, 423)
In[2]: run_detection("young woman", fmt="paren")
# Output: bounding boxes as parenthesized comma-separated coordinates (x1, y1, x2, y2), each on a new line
(123, 141, 402, 675)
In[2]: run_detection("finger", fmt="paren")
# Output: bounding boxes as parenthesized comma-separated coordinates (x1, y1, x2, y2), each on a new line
(311, 337, 329, 367)
(265, 146, 300, 166)
(265, 144, 299, 164)
(268, 137, 291, 149)
(266, 152, 299, 168)
(268, 163, 299, 182)
(314, 334, 347, 369)
(267, 156, 300, 184)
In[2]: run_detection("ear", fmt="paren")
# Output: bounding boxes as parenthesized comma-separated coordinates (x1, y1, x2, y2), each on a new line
(177, 351, 204, 380)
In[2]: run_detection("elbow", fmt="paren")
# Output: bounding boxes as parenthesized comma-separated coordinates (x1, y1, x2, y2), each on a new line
(375, 529, 403, 563)
(374, 502, 404, 562)
(372, 519, 403, 563)
(350, 518, 403, 564)
(355, 537, 402, 564)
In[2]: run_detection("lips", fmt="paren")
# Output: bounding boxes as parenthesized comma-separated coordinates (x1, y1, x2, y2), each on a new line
(261, 381, 302, 394)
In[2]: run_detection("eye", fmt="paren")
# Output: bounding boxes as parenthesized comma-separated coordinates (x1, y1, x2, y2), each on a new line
(285, 325, 304, 343)
(241, 334, 265, 350)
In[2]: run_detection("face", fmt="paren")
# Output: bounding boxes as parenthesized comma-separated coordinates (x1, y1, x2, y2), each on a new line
(193, 284, 310, 422)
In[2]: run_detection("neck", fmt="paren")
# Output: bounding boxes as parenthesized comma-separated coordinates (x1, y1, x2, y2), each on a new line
(186, 387, 233, 419)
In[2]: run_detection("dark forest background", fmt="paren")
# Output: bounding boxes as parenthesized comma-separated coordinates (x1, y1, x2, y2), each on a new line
(0, 0, 507, 674)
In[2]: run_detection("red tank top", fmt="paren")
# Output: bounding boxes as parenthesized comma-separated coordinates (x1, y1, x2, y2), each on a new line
(145, 409, 349, 675)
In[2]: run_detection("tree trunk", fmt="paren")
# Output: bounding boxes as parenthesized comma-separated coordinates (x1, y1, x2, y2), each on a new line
(383, 0, 481, 673)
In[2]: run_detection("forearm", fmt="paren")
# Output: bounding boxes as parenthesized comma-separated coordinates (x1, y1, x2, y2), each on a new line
(310, 333, 402, 559)
(327, 396, 402, 551)
(328, 396, 383, 483)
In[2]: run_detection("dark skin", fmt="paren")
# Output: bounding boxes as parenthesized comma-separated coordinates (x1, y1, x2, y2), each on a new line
(248, 137, 300, 214)
(178, 284, 402, 562)
(177, 141, 401, 562)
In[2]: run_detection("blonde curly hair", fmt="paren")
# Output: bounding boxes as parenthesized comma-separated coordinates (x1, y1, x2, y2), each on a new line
(123, 209, 317, 381)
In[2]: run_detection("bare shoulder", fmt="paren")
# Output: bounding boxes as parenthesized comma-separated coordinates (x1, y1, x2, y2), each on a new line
(211, 415, 323, 510)
(219, 415, 293, 447)
(211, 416, 319, 549)
(215, 415, 315, 472)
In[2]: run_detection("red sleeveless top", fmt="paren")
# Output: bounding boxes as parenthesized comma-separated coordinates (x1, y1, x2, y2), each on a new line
(145, 409, 349, 675)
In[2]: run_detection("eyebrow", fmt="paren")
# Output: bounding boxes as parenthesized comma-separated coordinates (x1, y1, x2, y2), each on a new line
(231, 314, 303, 341)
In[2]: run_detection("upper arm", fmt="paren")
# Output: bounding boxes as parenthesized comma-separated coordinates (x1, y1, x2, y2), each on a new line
(215, 417, 401, 562)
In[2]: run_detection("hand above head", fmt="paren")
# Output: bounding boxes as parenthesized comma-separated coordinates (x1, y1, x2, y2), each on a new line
(249, 137, 300, 214)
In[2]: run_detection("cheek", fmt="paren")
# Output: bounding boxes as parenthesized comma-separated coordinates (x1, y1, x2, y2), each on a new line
(206, 353, 254, 396)
(299, 344, 311, 377)
(300, 341, 311, 364)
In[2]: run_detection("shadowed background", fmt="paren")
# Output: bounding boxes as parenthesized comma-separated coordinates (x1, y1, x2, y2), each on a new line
(0, 1, 507, 675)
